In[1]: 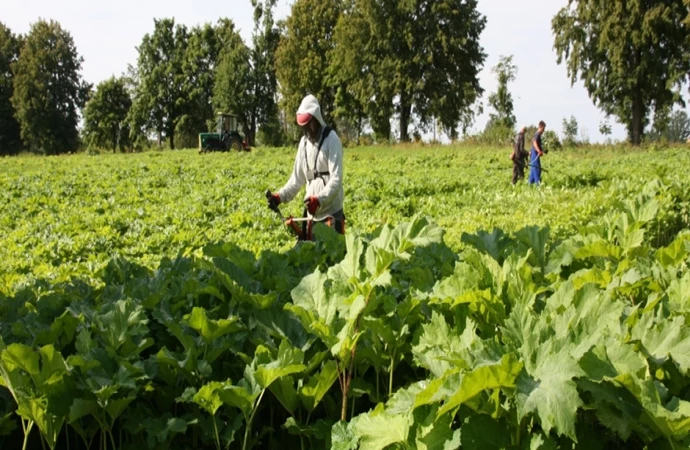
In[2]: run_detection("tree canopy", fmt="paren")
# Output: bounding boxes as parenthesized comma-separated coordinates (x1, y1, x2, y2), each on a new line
(11, 20, 89, 155)
(0, 22, 22, 155)
(332, 0, 486, 142)
(83, 77, 132, 152)
(276, 0, 343, 135)
(129, 18, 189, 149)
(487, 55, 517, 131)
(553, 0, 690, 145)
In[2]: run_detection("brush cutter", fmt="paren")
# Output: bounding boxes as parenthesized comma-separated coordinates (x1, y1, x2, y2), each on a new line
(266, 189, 336, 241)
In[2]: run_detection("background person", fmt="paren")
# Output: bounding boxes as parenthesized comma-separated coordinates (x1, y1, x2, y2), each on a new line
(511, 126, 529, 184)
(529, 121, 546, 185)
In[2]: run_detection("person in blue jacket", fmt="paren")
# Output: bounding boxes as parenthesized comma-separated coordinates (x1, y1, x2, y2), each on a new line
(529, 121, 546, 185)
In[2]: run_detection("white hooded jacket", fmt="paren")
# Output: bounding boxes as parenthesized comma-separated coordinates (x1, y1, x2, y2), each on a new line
(278, 95, 344, 221)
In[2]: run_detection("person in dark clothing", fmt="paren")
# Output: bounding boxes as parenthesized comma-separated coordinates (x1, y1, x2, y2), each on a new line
(511, 126, 528, 184)
(529, 121, 546, 185)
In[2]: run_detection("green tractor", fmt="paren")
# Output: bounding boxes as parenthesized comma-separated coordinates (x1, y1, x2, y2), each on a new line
(199, 113, 249, 153)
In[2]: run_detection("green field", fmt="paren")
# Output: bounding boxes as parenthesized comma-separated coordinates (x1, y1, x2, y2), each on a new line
(1, 145, 690, 450)
(2, 145, 686, 293)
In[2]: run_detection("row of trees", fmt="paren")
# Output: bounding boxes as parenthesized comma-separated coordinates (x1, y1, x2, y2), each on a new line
(1, 0, 488, 155)
(1, 0, 690, 155)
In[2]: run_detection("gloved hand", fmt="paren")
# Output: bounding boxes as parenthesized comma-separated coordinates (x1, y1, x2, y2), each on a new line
(267, 193, 281, 210)
(305, 196, 320, 215)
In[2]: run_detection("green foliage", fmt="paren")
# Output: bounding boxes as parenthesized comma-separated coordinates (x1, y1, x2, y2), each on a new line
(542, 130, 562, 152)
(213, 18, 252, 140)
(248, 0, 281, 147)
(11, 20, 90, 155)
(487, 55, 517, 131)
(332, 0, 487, 142)
(82, 77, 132, 152)
(553, 0, 690, 145)
(129, 18, 189, 150)
(176, 23, 219, 149)
(0, 22, 22, 156)
(562, 115, 579, 147)
(649, 109, 690, 143)
(2, 146, 690, 448)
(599, 120, 613, 139)
(275, 0, 343, 139)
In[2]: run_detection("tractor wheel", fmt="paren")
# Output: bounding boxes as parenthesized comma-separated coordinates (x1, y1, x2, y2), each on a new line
(230, 140, 242, 152)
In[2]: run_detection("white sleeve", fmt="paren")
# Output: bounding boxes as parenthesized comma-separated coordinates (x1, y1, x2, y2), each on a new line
(317, 134, 343, 205)
(278, 139, 307, 203)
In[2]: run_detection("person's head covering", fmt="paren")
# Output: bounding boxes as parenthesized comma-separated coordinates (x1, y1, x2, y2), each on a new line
(296, 95, 326, 127)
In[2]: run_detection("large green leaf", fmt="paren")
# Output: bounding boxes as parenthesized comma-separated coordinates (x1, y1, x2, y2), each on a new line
(193, 381, 225, 416)
(299, 360, 339, 412)
(632, 313, 690, 375)
(461, 228, 513, 263)
(516, 350, 585, 441)
(290, 270, 337, 325)
(666, 272, 690, 316)
(350, 404, 413, 450)
(617, 373, 690, 442)
(17, 397, 65, 450)
(436, 353, 523, 417)
(515, 226, 550, 269)
(254, 340, 306, 389)
(184, 306, 242, 344)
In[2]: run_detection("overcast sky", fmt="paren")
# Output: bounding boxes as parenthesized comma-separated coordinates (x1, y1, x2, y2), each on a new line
(4, 0, 637, 142)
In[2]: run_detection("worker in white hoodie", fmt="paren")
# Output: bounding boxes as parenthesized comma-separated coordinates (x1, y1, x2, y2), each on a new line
(267, 95, 345, 237)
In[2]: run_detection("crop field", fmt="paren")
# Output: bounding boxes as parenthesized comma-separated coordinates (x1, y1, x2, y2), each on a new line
(1, 145, 690, 450)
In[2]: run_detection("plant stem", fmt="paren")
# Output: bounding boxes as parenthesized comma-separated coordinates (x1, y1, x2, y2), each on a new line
(212, 415, 221, 450)
(21, 420, 34, 450)
(242, 389, 266, 450)
(389, 355, 395, 397)
(341, 389, 348, 422)
(108, 429, 117, 450)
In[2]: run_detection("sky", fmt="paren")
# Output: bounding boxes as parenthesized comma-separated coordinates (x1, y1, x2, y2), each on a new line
(3, 0, 634, 142)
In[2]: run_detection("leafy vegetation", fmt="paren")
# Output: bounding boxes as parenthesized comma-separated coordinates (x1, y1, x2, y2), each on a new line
(1, 145, 690, 449)
(10, 19, 90, 155)
(553, 0, 690, 145)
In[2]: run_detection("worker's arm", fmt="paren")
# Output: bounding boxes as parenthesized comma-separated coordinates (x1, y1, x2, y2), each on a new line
(278, 140, 307, 203)
(317, 135, 343, 205)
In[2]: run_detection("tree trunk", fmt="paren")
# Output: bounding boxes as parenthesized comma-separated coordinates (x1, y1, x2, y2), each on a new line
(158, 131, 162, 149)
(169, 132, 175, 150)
(251, 115, 257, 147)
(631, 94, 643, 146)
(399, 101, 411, 143)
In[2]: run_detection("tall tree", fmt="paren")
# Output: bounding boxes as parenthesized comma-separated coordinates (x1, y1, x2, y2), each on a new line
(82, 77, 132, 152)
(0, 23, 22, 155)
(487, 55, 517, 131)
(650, 108, 690, 142)
(12, 20, 89, 155)
(214, 19, 252, 140)
(130, 18, 188, 149)
(276, 0, 343, 132)
(177, 23, 218, 147)
(553, 0, 690, 145)
(334, 0, 486, 142)
(250, 0, 282, 146)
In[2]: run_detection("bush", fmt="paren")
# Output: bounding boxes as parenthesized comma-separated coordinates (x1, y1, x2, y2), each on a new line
(542, 130, 562, 152)
(477, 123, 514, 146)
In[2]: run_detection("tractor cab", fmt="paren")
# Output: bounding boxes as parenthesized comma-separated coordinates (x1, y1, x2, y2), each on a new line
(217, 114, 239, 136)
(199, 113, 249, 153)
